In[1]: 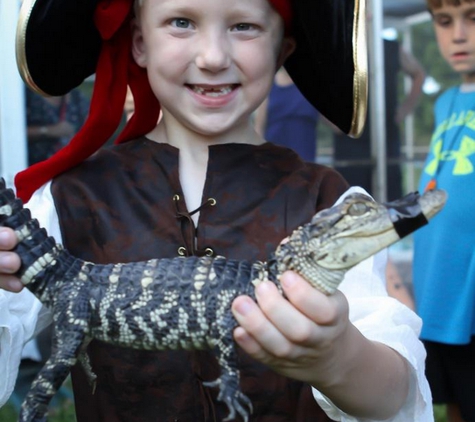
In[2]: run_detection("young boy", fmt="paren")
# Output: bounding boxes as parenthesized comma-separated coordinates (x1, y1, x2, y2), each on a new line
(0, 0, 432, 420)
(413, 1, 475, 421)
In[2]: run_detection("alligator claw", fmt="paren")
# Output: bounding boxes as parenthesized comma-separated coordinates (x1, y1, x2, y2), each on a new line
(204, 376, 253, 422)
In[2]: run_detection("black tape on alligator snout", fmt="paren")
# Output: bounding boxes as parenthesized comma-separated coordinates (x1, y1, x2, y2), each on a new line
(386, 192, 428, 239)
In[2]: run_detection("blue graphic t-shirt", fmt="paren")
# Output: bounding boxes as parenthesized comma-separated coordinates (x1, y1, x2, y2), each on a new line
(413, 85, 475, 344)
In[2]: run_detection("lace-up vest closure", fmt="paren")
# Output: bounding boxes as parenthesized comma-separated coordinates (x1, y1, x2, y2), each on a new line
(173, 194, 217, 257)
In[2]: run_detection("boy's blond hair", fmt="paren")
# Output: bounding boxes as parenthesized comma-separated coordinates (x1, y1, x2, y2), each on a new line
(427, 0, 475, 11)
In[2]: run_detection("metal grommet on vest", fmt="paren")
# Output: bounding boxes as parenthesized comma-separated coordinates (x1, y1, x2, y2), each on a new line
(173, 195, 217, 257)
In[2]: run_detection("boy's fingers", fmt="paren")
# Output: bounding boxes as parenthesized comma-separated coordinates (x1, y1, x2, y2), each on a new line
(237, 273, 349, 349)
(279, 271, 347, 326)
(233, 326, 262, 355)
(233, 285, 320, 361)
(232, 274, 348, 359)
(0, 228, 17, 249)
(233, 325, 287, 367)
(0, 252, 21, 273)
(232, 295, 292, 357)
(0, 248, 23, 292)
(0, 275, 24, 292)
(252, 279, 327, 347)
(251, 279, 335, 350)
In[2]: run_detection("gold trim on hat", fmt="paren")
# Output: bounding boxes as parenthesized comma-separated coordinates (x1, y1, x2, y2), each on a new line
(350, 0, 368, 138)
(15, 0, 49, 97)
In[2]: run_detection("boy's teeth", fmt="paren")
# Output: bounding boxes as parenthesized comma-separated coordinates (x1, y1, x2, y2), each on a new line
(192, 86, 233, 96)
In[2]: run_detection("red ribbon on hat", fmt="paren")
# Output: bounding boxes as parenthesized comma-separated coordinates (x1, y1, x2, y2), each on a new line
(15, 0, 160, 202)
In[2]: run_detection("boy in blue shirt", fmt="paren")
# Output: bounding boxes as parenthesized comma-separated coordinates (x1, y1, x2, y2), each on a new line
(413, 1, 475, 421)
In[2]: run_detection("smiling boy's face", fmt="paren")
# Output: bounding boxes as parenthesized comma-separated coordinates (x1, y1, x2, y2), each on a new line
(431, 1, 475, 82)
(132, 0, 295, 139)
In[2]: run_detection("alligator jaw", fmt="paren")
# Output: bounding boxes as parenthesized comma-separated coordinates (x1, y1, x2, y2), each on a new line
(275, 189, 447, 294)
(418, 189, 447, 220)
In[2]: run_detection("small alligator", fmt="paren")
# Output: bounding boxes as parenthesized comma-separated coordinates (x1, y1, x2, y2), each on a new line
(0, 178, 446, 422)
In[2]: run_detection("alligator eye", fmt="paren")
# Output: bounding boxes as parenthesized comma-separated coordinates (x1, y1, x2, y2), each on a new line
(348, 202, 368, 216)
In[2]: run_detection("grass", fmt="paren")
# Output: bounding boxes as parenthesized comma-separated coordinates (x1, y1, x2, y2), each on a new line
(0, 399, 449, 422)
(434, 404, 449, 422)
(0, 377, 76, 422)
(0, 399, 76, 422)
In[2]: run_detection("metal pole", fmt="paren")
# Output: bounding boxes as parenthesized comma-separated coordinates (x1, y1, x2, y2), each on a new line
(402, 27, 416, 193)
(368, 0, 387, 202)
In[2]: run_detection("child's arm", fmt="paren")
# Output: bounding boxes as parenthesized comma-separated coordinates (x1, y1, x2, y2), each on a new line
(232, 271, 412, 420)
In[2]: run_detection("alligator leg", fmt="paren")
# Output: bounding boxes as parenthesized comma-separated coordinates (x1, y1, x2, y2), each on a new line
(203, 327, 253, 422)
(77, 345, 97, 393)
(20, 289, 91, 422)
(19, 327, 87, 422)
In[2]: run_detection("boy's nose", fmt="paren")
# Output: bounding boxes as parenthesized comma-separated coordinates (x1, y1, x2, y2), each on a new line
(452, 20, 468, 43)
(195, 33, 231, 72)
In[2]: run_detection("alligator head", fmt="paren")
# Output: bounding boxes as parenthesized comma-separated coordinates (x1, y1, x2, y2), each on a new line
(274, 190, 447, 294)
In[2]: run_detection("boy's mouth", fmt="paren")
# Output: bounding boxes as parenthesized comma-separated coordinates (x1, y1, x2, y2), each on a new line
(187, 84, 237, 97)
(452, 52, 469, 59)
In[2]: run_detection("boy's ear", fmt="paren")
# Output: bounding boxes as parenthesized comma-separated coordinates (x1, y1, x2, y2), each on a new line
(131, 19, 147, 68)
(276, 37, 296, 70)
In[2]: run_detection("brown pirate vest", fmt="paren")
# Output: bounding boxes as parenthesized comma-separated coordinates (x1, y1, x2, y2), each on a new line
(52, 137, 348, 422)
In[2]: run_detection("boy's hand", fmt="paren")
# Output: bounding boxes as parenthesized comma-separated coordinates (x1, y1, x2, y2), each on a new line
(0, 228, 23, 292)
(232, 270, 351, 386)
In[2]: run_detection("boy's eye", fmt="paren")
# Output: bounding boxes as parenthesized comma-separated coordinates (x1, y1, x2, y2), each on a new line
(171, 18, 191, 29)
(233, 23, 255, 31)
(434, 16, 452, 27)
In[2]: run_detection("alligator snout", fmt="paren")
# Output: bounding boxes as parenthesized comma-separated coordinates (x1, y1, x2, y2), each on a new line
(384, 190, 447, 239)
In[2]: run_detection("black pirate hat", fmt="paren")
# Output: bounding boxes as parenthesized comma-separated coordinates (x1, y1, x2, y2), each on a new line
(15, 0, 367, 201)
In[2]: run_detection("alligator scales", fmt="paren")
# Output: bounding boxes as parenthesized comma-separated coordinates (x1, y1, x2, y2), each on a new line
(0, 179, 446, 422)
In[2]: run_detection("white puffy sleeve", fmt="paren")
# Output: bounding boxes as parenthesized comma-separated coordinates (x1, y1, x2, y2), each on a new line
(311, 187, 433, 421)
(0, 181, 60, 406)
